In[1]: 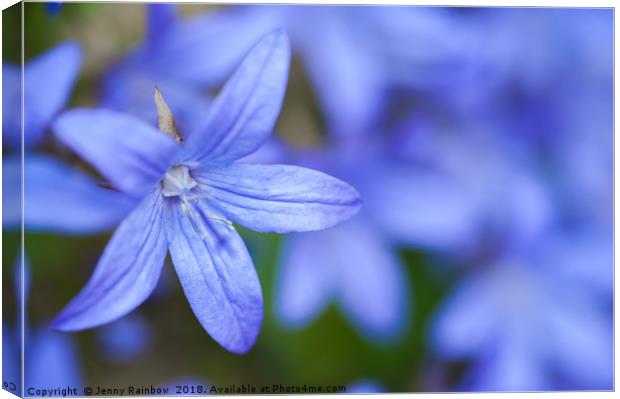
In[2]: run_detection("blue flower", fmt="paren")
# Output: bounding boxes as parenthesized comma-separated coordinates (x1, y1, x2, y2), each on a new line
(51, 31, 361, 354)
(276, 131, 478, 343)
(427, 131, 612, 390)
(431, 236, 612, 391)
(3, 42, 132, 234)
(183, 5, 474, 138)
(445, 8, 613, 132)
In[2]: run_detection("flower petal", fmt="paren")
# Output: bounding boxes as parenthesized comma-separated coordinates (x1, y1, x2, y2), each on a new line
(430, 273, 499, 359)
(463, 334, 547, 391)
(362, 165, 478, 250)
(295, 11, 382, 137)
(276, 233, 334, 327)
(181, 30, 290, 164)
(24, 42, 82, 147)
(333, 218, 410, 342)
(165, 199, 262, 354)
(150, 6, 279, 85)
(545, 289, 613, 389)
(2, 63, 21, 148)
(145, 3, 178, 46)
(195, 163, 361, 233)
(53, 109, 178, 197)
(24, 154, 134, 234)
(52, 190, 168, 331)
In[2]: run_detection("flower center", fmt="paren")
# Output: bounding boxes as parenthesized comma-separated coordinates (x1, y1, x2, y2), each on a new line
(161, 165, 198, 197)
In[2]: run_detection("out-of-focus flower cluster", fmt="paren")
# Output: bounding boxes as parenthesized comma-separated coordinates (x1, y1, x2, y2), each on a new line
(3, 4, 612, 393)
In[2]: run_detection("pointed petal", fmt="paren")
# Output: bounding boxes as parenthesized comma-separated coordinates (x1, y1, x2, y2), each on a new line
(24, 42, 82, 146)
(2, 63, 21, 148)
(165, 200, 262, 354)
(182, 30, 290, 164)
(52, 190, 168, 331)
(195, 163, 361, 233)
(333, 219, 410, 342)
(24, 154, 134, 234)
(53, 109, 178, 197)
(297, 14, 382, 137)
(276, 233, 334, 327)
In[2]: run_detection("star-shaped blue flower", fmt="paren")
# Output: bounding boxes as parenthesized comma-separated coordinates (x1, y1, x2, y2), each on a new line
(51, 31, 361, 354)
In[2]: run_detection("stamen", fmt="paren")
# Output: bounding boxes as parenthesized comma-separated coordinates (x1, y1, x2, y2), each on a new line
(154, 86, 182, 143)
(161, 165, 197, 197)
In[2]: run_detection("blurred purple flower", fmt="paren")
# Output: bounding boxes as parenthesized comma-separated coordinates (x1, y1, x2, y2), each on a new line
(51, 31, 361, 354)
(2, 42, 132, 234)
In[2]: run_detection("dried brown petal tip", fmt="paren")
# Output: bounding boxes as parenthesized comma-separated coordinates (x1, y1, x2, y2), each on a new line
(154, 86, 182, 143)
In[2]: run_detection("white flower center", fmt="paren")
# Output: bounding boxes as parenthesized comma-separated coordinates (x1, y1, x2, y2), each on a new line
(161, 165, 198, 197)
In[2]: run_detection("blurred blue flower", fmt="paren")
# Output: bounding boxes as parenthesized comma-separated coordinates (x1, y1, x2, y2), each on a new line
(431, 239, 612, 391)
(51, 31, 361, 354)
(2, 42, 132, 234)
(179, 5, 475, 138)
(276, 128, 478, 343)
(95, 313, 152, 363)
(428, 130, 612, 390)
(446, 8, 613, 141)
